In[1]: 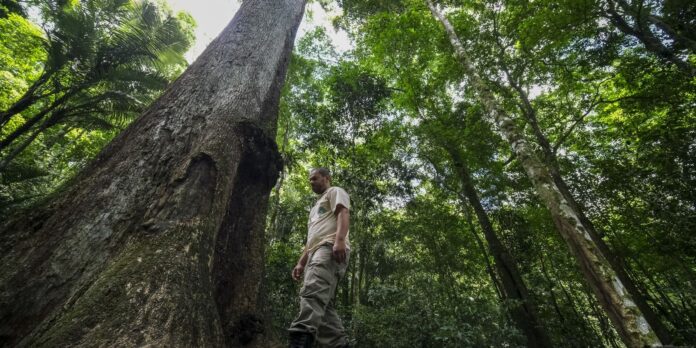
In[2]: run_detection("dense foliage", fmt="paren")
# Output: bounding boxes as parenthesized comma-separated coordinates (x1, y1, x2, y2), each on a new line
(2, 0, 694, 346)
(0, 0, 194, 217)
(264, 0, 695, 346)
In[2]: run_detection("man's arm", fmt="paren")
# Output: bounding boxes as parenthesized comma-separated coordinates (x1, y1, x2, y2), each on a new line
(332, 205, 349, 264)
(292, 249, 308, 281)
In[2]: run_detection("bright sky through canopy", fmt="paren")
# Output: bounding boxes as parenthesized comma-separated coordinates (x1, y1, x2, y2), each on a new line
(165, 0, 351, 63)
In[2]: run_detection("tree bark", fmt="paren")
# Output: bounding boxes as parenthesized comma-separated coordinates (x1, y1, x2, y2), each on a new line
(538, 256, 567, 328)
(444, 146, 553, 348)
(463, 204, 504, 300)
(612, 0, 696, 54)
(499, 61, 674, 344)
(426, 2, 660, 347)
(0, 1, 306, 346)
(603, 0, 696, 76)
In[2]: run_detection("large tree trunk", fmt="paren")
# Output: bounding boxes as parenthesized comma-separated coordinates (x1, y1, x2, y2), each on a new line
(426, 2, 660, 347)
(0, 1, 306, 346)
(445, 146, 552, 348)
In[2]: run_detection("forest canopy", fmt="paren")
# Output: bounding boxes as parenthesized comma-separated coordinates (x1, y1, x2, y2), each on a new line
(0, 0, 694, 347)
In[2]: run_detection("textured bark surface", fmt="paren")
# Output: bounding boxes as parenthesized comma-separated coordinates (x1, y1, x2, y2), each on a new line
(0, 0, 306, 346)
(446, 147, 552, 348)
(426, 1, 660, 347)
(505, 62, 674, 344)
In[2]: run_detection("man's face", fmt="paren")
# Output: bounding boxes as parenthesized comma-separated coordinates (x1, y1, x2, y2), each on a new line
(309, 171, 330, 194)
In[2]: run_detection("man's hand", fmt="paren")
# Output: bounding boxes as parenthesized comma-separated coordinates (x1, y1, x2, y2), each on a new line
(292, 263, 305, 281)
(333, 240, 347, 264)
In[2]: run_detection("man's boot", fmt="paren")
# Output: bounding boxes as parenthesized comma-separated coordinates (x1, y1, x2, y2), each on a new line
(288, 331, 314, 348)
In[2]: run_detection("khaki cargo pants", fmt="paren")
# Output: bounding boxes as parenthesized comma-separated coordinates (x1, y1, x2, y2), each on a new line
(289, 244, 350, 347)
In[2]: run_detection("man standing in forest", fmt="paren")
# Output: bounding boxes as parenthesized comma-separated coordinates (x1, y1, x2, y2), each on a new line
(288, 168, 351, 348)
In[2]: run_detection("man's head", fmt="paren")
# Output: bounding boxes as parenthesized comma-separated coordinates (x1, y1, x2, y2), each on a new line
(309, 167, 331, 194)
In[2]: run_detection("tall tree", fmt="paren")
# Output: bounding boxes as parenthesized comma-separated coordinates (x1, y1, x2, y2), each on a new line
(425, 1, 660, 347)
(480, 4, 676, 342)
(0, 0, 306, 346)
(445, 145, 552, 348)
(409, 72, 552, 346)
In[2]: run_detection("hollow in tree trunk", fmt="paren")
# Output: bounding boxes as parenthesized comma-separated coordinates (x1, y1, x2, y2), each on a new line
(0, 0, 306, 346)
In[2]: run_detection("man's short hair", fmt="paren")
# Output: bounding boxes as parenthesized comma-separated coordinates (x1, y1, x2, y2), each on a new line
(310, 167, 331, 178)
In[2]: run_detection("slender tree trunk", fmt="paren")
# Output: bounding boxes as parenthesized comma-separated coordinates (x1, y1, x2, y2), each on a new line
(645, 14, 696, 53)
(0, 69, 55, 129)
(500, 63, 674, 344)
(444, 146, 552, 348)
(541, 254, 593, 337)
(463, 204, 503, 300)
(358, 240, 368, 304)
(362, 247, 373, 304)
(583, 287, 621, 347)
(0, 95, 37, 130)
(612, 0, 696, 54)
(539, 253, 603, 345)
(0, 91, 72, 152)
(0, 110, 59, 172)
(538, 256, 567, 326)
(426, 156, 503, 298)
(0, 1, 306, 347)
(350, 256, 357, 305)
(603, 0, 696, 76)
(426, 2, 660, 347)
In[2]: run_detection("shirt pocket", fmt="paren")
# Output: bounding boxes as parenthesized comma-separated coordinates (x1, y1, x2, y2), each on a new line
(316, 198, 331, 216)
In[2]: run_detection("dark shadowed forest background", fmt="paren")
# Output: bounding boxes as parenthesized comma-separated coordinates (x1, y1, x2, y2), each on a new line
(1, 0, 694, 347)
